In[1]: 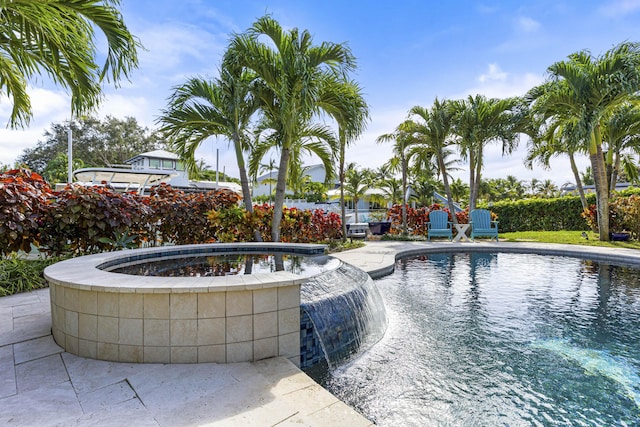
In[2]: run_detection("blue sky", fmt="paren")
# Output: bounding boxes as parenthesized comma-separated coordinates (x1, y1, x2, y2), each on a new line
(2, 0, 640, 186)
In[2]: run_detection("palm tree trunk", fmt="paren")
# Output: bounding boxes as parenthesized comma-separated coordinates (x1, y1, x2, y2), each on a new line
(590, 128, 610, 241)
(271, 147, 291, 242)
(354, 197, 359, 224)
(339, 143, 348, 242)
(233, 134, 262, 242)
(439, 155, 459, 225)
(468, 150, 476, 210)
(401, 155, 408, 235)
(568, 151, 588, 211)
(605, 148, 615, 195)
(610, 152, 620, 195)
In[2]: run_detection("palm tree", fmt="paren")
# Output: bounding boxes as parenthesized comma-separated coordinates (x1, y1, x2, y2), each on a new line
(406, 99, 459, 224)
(526, 83, 589, 209)
(379, 177, 403, 206)
(538, 179, 559, 198)
(377, 121, 415, 234)
(342, 164, 371, 223)
(451, 94, 523, 210)
(530, 42, 640, 240)
(226, 16, 357, 241)
(0, 0, 140, 128)
(449, 178, 469, 204)
(602, 103, 640, 190)
(157, 69, 263, 241)
(410, 176, 441, 206)
(527, 178, 541, 196)
(504, 175, 525, 200)
(320, 79, 369, 241)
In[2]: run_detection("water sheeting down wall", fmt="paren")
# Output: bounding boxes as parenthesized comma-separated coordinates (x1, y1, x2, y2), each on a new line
(300, 261, 387, 369)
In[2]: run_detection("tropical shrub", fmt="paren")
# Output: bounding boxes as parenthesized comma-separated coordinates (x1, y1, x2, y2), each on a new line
(612, 195, 640, 239)
(40, 184, 150, 255)
(147, 183, 241, 245)
(584, 194, 640, 239)
(0, 169, 53, 255)
(207, 204, 342, 243)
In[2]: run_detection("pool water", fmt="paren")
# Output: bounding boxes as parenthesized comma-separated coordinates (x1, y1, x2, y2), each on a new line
(107, 253, 338, 277)
(324, 253, 640, 426)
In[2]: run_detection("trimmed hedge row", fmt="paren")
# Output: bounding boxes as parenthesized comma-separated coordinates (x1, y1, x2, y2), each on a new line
(484, 188, 640, 233)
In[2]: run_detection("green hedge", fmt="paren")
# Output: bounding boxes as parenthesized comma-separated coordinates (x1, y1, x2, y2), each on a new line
(485, 188, 640, 232)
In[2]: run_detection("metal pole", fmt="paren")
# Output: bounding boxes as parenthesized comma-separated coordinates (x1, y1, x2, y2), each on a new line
(67, 125, 73, 183)
(215, 148, 219, 187)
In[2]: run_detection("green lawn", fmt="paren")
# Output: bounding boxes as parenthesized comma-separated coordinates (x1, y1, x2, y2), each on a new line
(500, 230, 640, 250)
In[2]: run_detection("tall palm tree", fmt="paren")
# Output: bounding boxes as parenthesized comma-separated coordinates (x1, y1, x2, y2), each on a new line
(319, 79, 369, 241)
(530, 42, 640, 240)
(451, 94, 523, 210)
(526, 81, 592, 209)
(157, 68, 262, 241)
(379, 177, 403, 206)
(342, 164, 371, 223)
(407, 99, 459, 224)
(377, 121, 415, 234)
(226, 16, 357, 242)
(602, 103, 640, 190)
(0, 0, 140, 128)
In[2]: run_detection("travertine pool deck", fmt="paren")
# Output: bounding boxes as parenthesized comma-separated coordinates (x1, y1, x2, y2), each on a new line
(2, 240, 640, 426)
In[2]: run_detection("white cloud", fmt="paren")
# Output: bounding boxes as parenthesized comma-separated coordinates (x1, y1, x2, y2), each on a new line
(136, 23, 226, 77)
(455, 63, 543, 99)
(0, 86, 72, 166)
(478, 63, 508, 84)
(516, 16, 540, 33)
(599, 0, 640, 17)
(96, 94, 154, 126)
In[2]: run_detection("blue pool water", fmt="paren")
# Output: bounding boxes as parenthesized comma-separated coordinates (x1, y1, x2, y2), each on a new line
(324, 253, 640, 426)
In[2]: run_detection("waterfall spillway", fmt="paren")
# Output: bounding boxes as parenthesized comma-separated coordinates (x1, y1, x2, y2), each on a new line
(300, 260, 387, 369)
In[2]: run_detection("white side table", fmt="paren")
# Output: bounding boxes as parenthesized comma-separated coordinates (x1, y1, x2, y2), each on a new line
(453, 224, 471, 242)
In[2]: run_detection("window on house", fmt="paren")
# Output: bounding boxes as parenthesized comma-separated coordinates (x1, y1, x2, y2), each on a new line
(149, 159, 160, 169)
(162, 159, 174, 169)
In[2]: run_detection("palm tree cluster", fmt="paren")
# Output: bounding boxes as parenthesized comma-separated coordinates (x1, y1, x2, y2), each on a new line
(157, 15, 369, 242)
(0, 0, 141, 128)
(378, 95, 523, 233)
(380, 42, 640, 240)
(527, 42, 640, 240)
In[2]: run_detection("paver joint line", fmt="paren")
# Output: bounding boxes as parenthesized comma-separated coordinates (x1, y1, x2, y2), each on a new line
(124, 377, 145, 407)
(272, 410, 300, 426)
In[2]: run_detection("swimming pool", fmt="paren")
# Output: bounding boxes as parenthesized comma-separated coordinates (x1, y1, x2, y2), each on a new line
(324, 252, 640, 426)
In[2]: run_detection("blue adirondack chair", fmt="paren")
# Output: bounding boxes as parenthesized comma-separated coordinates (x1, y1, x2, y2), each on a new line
(427, 210, 452, 241)
(470, 209, 499, 241)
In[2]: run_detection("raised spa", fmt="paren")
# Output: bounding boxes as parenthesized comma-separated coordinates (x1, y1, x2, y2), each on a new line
(44, 243, 386, 367)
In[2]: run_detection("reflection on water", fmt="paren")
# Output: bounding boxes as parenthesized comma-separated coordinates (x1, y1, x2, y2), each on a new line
(324, 253, 640, 426)
(107, 253, 337, 277)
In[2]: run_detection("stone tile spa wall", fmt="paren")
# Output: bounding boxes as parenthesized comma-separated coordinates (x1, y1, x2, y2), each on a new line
(44, 243, 325, 365)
